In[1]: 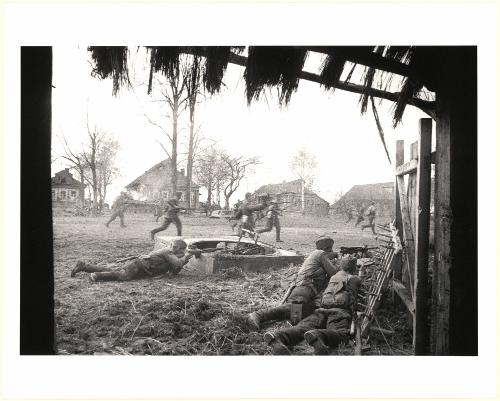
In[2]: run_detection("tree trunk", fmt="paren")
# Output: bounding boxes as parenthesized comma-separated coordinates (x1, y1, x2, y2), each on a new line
(79, 169, 85, 204)
(171, 99, 179, 195)
(301, 179, 305, 213)
(187, 120, 194, 208)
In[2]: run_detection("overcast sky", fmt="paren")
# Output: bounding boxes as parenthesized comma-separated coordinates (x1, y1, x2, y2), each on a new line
(51, 46, 431, 204)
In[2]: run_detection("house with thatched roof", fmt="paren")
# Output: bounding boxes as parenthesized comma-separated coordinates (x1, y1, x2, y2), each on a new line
(254, 179, 329, 216)
(51, 168, 85, 204)
(332, 182, 395, 217)
(125, 159, 200, 208)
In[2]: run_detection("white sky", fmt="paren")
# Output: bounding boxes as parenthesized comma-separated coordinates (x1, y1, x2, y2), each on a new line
(51, 46, 430, 204)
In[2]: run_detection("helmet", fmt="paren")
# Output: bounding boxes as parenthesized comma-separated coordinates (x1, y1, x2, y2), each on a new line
(315, 235, 334, 249)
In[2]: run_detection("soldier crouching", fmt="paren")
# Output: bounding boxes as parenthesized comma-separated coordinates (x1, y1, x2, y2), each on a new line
(264, 255, 360, 355)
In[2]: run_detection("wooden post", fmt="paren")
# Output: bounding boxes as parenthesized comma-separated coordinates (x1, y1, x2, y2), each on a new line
(393, 140, 404, 281)
(413, 118, 432, 354)
(432, 107, 451, 355)
(408, 142, 418, 239)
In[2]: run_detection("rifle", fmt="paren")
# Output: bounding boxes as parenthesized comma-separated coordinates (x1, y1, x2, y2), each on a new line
(340, 246, 378, 257)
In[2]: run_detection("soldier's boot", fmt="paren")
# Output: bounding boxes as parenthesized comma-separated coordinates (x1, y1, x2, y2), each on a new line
(275, 228, 282, 242)
(247, 304, 291, 331)
(264, 332, 291, 355)
(71, 261, 87, 277)
(304, 330, 330, 355)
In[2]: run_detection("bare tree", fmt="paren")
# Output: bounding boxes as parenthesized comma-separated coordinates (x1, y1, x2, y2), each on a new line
(290, 148, 318, 212)
(194, 147, 221, 206)
(58, 134, 87, 204)
(220, 154, 260, 209)
(96, 137, 120, 209)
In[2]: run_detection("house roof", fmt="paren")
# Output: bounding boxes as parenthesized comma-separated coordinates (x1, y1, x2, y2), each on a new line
(51, 169, 83, 188)
(254, 179, 329, 205)
(337, 182, 394, 204)
(126, 159, 200, 190)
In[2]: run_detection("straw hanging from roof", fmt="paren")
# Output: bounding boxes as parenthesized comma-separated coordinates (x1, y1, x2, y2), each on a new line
(88, 46, 130, 96)
(244, 46, 308, 105)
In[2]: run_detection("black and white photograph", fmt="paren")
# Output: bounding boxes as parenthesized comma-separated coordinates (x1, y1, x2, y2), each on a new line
(3, 2, 497, 400)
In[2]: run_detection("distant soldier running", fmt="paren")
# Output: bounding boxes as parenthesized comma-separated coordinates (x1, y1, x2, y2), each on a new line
(256, 200, 283, 242)
(345, 203, 354, 224)
(105, 191, 132, 228)
(150, 192, 183, 240)
(354, 204, 366, 227)
(361, 201, 377, 234)
(238, 193, 270, 237)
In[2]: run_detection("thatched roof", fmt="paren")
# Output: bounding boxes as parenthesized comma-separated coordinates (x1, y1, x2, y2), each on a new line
(126, 159, 200, 190)
(339, 182, 395, 203)
(254, 179, 329, 205)
(88, 46, 444, 162)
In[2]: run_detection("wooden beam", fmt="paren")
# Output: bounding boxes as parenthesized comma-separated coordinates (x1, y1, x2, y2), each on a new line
(392, 279, 415, 315)
(413, 118, 432, 355)
(299, 46, 412, 77)
(396, 175, 416, 298)
(226, 52, 436, 116)
(393, 140, 404, 282)
(395, 159, 418, 176)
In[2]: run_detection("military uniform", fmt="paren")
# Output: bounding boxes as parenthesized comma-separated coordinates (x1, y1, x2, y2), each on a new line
(150, 198, 182, 239)
(247, 240, 339, 330)
(71, 244, 194, 282)
(354, 205, 366, 227)
(265, 257, 361, 355)
(256, 202, 282, 241)
(361, 203, 377, 234)
(105, 192, 131, 228)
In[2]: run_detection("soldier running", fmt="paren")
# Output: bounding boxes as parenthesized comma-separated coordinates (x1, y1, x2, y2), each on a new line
(150, 192, 183, 240)
(256, 200, 283, 242)
(105, 191, 132, 228)
(361, 201, 377, 234)
(354, 203, 366, 227)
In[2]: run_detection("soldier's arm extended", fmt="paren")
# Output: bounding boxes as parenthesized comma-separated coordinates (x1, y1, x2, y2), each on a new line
(320, 252, 340, 276)
(150, 248, 195, 270)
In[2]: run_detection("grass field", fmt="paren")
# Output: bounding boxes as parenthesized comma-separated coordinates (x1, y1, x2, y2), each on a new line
(54, 211, 412, 355)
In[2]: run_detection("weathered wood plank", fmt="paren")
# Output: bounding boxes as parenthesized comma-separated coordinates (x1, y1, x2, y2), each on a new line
(392, 279, 415, 315)
(396, 175, 415, 299)
(393, 140, 404, 282)
(413, 118, 432, 355)
(395, 159, 418, 176)
(432, 110, 451, 355)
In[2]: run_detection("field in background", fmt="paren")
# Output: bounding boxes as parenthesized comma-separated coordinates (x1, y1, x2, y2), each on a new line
(54, 212, 411, 355)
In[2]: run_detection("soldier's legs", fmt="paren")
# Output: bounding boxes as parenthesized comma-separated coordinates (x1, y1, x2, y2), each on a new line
(355, 216, 364, 227)
(118, 211, 126, 227)
(150, 217, 172, 240)
(305, 310, 351, 353)
(105, 210, 119, 227)
(247, 304, 291, 331)
(274, 217, 282, 241)
(71, 261, 113, 277)
(256, 218, 273, 234)
(91, 261, 147, 282)
(173, 216, 182, 236)
(265, 312, 325, 354)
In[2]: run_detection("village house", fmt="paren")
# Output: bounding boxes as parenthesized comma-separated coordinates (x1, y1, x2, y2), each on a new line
(51, 168, 84, 205)
(331, 182, 395, 217)
(125, 159, 200, 210)
(253, 179, 330, 216)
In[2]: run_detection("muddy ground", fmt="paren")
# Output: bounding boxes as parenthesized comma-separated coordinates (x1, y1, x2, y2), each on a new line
(54, 211, 412, 355)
